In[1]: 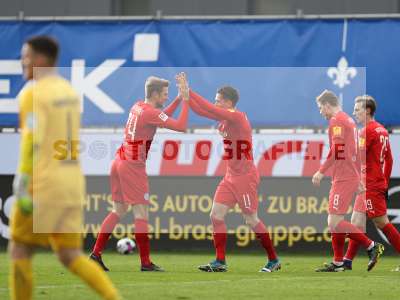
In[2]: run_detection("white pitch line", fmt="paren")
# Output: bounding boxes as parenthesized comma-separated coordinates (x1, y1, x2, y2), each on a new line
(0, 275, 395, 292)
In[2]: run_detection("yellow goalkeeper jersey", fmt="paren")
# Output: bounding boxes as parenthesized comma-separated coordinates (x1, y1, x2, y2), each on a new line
(17, 82, 34, 175)
(31, 74, 85, 207)
(18, 81, 34, 129)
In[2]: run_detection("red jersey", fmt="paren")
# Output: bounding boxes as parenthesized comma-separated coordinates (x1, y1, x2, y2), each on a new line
(117, 98, 188, 166)
(189, 90, 256, 176)
(360, 120, 393, 191)
(319, 111, 359, 182)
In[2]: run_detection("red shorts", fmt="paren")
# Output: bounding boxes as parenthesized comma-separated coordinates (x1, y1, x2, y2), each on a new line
(214, 171, 260, 214)
(353, 189, 387, 218)
(328, 180, 359, 214)
(110, 158, 149, 205)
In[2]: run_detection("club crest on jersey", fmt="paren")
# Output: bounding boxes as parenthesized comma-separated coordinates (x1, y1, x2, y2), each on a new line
(158, 112, 169, 122)
(359, 137, 365, 148)
(333, 126, 342, 136)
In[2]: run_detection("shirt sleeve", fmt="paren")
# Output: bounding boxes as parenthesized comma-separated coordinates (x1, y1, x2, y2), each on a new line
(189, 90, 240, 122)
(146, 101, 189, 132)
(384, 138, 393, 186)
(319, 145, 335, 174)
(163, 96, 182, 117)
(17, 89, 34, 175)
(189, 96, 220, 121)
(18, 121, 34, 174)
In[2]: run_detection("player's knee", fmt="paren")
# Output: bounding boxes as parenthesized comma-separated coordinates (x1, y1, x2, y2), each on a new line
(57, 248, 81, 267)
(132, 204, 149, 220)
(112, 209, 126, 218)
(372, 216, 389, 229)
(112, 206, 128, 218)
(327, 216, 333, 229)
(133, 210, 148, 220)
(210, 208, 226, 221)
(327, 215, 341, 231)
(350, 215, 365, 230)
(209, 211, 217, 220)
(243, 214, 259, 228)
(9, 241, 33, 260)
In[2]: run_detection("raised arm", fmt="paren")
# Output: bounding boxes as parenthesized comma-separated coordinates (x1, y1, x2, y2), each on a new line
(163, 100, 189, 132)
(189, 96, 220, 121)
(148, 100, 189, 133)
(163, 96, 182, 117)
(190, 90, 239, 122)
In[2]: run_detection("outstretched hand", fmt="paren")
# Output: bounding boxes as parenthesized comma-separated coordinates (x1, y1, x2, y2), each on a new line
(176, 72, 189, 101)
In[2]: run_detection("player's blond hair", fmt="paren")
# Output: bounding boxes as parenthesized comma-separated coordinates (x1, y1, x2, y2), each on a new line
(316, 90, 339, 106)
(355, 95, 377, 116)
(145, 76, 169, 99)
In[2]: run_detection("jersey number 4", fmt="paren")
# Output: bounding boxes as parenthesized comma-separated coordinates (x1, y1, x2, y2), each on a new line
(126, 111, 140, 141)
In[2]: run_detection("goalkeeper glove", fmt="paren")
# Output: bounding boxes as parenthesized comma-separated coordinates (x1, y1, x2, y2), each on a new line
(13, 173, 33, 214)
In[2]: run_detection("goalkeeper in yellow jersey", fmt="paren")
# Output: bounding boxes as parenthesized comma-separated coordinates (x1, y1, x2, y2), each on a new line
(9, 35, 120, 300)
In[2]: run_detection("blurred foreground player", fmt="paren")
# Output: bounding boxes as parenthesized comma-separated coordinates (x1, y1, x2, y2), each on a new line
(10, 36, 120, 300)
(178, 74, 280, 272)
(344, 95, 400, 271)
(90, 75, 189, 272)
(312, 90, 383, 272)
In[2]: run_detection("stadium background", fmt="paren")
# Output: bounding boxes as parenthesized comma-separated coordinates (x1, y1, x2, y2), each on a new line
(1, 0, 400, 255)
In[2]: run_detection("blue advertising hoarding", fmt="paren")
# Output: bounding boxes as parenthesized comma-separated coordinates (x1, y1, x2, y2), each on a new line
(0, 19, 399, 127)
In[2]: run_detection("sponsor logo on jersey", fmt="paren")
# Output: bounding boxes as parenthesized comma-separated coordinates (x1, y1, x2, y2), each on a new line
(158, 112, 168, 122)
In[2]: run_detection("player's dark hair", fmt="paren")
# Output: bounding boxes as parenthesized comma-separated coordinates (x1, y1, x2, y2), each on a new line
(145, 76, 169, 99)
(316, 90, 339, 107)
(26, 36, 59, 65)
(355, 95, 377, 116)
(217, 86, 239, 106)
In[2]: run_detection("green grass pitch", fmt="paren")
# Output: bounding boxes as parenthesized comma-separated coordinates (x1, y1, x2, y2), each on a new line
(0, 252, 399, 299)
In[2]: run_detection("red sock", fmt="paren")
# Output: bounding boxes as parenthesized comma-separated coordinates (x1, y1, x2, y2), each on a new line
(252, 221, 277, 261)
(135, 218, 151, 266)
(93, 212, 120, 256)
(211, 218, 227, 261)
(382, 223, 400, 253)
(331, 232, 345, 262)
(336, 220, 372, 249)
(344, 239, 360, 261)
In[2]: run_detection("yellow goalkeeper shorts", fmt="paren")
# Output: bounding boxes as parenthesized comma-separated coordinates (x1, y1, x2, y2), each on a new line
(10, 203, 82, 251)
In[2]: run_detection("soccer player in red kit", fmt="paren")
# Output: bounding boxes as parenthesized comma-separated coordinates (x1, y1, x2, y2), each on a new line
(343, 95, 400, 271)
(90, 75, 189, 272)
(177, 74, 280, 272)
(312, 90, 383, 272)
